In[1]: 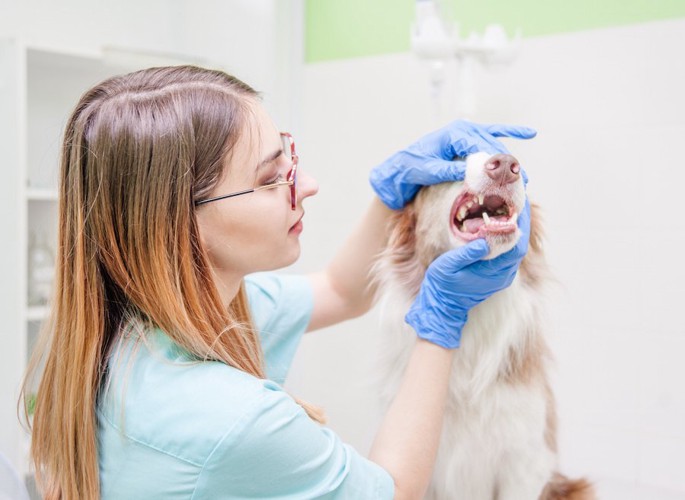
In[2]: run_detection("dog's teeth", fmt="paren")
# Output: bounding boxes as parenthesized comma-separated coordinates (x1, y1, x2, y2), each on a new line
(510, 211, 518, 222)
(478, 193, 484, 205)
(482, 212, 491, 225)
(457, 206, 468, 221)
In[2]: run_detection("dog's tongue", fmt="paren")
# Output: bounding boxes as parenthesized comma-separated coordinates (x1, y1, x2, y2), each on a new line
(463, 218, 485, 233)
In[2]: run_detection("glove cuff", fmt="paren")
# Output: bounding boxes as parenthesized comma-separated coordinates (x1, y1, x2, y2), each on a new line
(405, 309, 468, 349)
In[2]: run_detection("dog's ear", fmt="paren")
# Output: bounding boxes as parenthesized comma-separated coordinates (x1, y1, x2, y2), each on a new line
(388, 203, 417, 266)
(528, 201, 544, 254)
(519, 201, 547, 286)
(379, 203, 425, 297)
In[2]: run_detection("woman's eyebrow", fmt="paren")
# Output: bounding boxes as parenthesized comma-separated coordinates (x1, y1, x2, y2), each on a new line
(257, 148, 282, 169)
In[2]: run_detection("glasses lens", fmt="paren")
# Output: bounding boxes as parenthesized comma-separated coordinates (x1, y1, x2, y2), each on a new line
(281, 134, 292, 163)
(281, 133, 297, 210)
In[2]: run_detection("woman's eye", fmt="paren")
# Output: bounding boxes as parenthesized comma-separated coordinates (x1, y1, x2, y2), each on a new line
(265, 174, 284, 185)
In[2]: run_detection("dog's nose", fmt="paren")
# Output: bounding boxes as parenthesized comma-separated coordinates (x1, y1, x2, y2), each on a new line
(485, 154, 520, 185)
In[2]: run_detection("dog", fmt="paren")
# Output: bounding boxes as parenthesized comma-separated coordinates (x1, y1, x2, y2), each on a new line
(372, 152, 595, 500)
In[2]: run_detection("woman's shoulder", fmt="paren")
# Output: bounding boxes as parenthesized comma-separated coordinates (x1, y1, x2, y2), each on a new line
(99, 328, 288, 466)
(244, 272, 313, 325)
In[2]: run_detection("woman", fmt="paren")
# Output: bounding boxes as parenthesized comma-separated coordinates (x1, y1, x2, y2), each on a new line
(23, 65, 535, 499)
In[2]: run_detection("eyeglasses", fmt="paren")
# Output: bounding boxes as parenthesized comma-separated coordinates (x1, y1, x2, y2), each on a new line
(195, 132, 298, 210)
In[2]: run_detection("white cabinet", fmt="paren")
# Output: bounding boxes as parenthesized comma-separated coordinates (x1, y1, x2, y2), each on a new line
(0, 35, 27, 486)
(0, 38, 200, 486)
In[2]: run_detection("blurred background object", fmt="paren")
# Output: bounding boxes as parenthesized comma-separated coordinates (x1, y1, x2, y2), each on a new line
(0, 451, 29, 500)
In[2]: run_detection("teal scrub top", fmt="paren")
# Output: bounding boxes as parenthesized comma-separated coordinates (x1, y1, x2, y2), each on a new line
(97, 273, 395, 499)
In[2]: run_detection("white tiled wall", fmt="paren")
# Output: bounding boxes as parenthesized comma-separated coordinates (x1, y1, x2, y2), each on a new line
(287, 18, 685, 499)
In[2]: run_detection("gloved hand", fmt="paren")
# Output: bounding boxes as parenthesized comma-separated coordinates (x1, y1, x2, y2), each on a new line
(370, 120, 536, 210)
(405, 199, 531, 349)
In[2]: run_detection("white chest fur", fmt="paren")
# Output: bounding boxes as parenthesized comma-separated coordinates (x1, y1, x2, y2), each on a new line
(376, 272, 557, 500)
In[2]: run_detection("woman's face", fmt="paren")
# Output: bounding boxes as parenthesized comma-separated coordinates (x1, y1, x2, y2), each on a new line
(196, 102, 318, 286)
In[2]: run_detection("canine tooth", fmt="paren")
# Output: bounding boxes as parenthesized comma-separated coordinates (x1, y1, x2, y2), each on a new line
(482, 212, 491, 225)
(478, 193, 484, 205)
(457, 206, 468, 221)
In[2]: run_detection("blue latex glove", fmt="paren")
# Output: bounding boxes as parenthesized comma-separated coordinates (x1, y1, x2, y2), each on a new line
(370, 120, 536, 209)
(405, 199, 531, 349)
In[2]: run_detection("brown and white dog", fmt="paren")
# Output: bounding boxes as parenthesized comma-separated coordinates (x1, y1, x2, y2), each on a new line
(373, 152, 595, 500)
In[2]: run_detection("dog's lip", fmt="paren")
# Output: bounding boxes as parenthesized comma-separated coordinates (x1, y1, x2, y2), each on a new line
(449, 190, 518, 241)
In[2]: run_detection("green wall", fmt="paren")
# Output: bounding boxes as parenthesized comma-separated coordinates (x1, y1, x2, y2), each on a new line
(305, 0, 685, 62)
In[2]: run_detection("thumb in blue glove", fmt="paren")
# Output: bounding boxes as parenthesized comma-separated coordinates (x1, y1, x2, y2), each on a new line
(370, 120, 536, 210)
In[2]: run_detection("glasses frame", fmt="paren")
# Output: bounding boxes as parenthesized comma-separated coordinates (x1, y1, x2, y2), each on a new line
(195, 132, 298, 210)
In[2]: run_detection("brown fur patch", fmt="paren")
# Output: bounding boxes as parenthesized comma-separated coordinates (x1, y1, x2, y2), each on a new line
(501, 323, 549, 386)
(519, 202, 548, 287)
(540, 473, 596, 500)
(384, 204, 425, 297)
(544, 381, 559, 453)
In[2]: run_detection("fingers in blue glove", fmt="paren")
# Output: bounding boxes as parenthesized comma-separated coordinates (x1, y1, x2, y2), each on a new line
(445, 121, 537, 158)
(369, 158, 468, 210)
(485, 124, 538, 140)
(430, 239, 490, 273)
(406, 237, 510, 350)
(404, 157, 468, 184)
(370, 120, 536, 210)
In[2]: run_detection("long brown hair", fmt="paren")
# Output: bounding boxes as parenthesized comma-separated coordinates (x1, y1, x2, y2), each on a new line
(21, 65, 322, 500)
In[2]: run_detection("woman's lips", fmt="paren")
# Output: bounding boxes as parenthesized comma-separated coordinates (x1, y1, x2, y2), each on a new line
(289, 216, 304, 234)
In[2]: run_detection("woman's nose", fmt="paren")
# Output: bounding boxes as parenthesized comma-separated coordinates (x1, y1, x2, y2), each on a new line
(297, 170, 319, 200)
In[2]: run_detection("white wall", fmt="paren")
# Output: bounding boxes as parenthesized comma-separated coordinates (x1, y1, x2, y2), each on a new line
(0, 0, 296, 123)
(288, 18, 685, 499)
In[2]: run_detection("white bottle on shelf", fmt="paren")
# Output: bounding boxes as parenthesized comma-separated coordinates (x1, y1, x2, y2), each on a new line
(27, 231, 55, 307)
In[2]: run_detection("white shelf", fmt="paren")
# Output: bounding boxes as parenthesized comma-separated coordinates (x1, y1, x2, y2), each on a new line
(26, 306, 49, 322)
(1, 38, 121, 481)
(26, 188, 58, 201)
(1, 39, 206, 481)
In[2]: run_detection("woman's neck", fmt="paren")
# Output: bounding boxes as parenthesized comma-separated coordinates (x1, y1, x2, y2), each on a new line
(213, 269, 244, 309)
